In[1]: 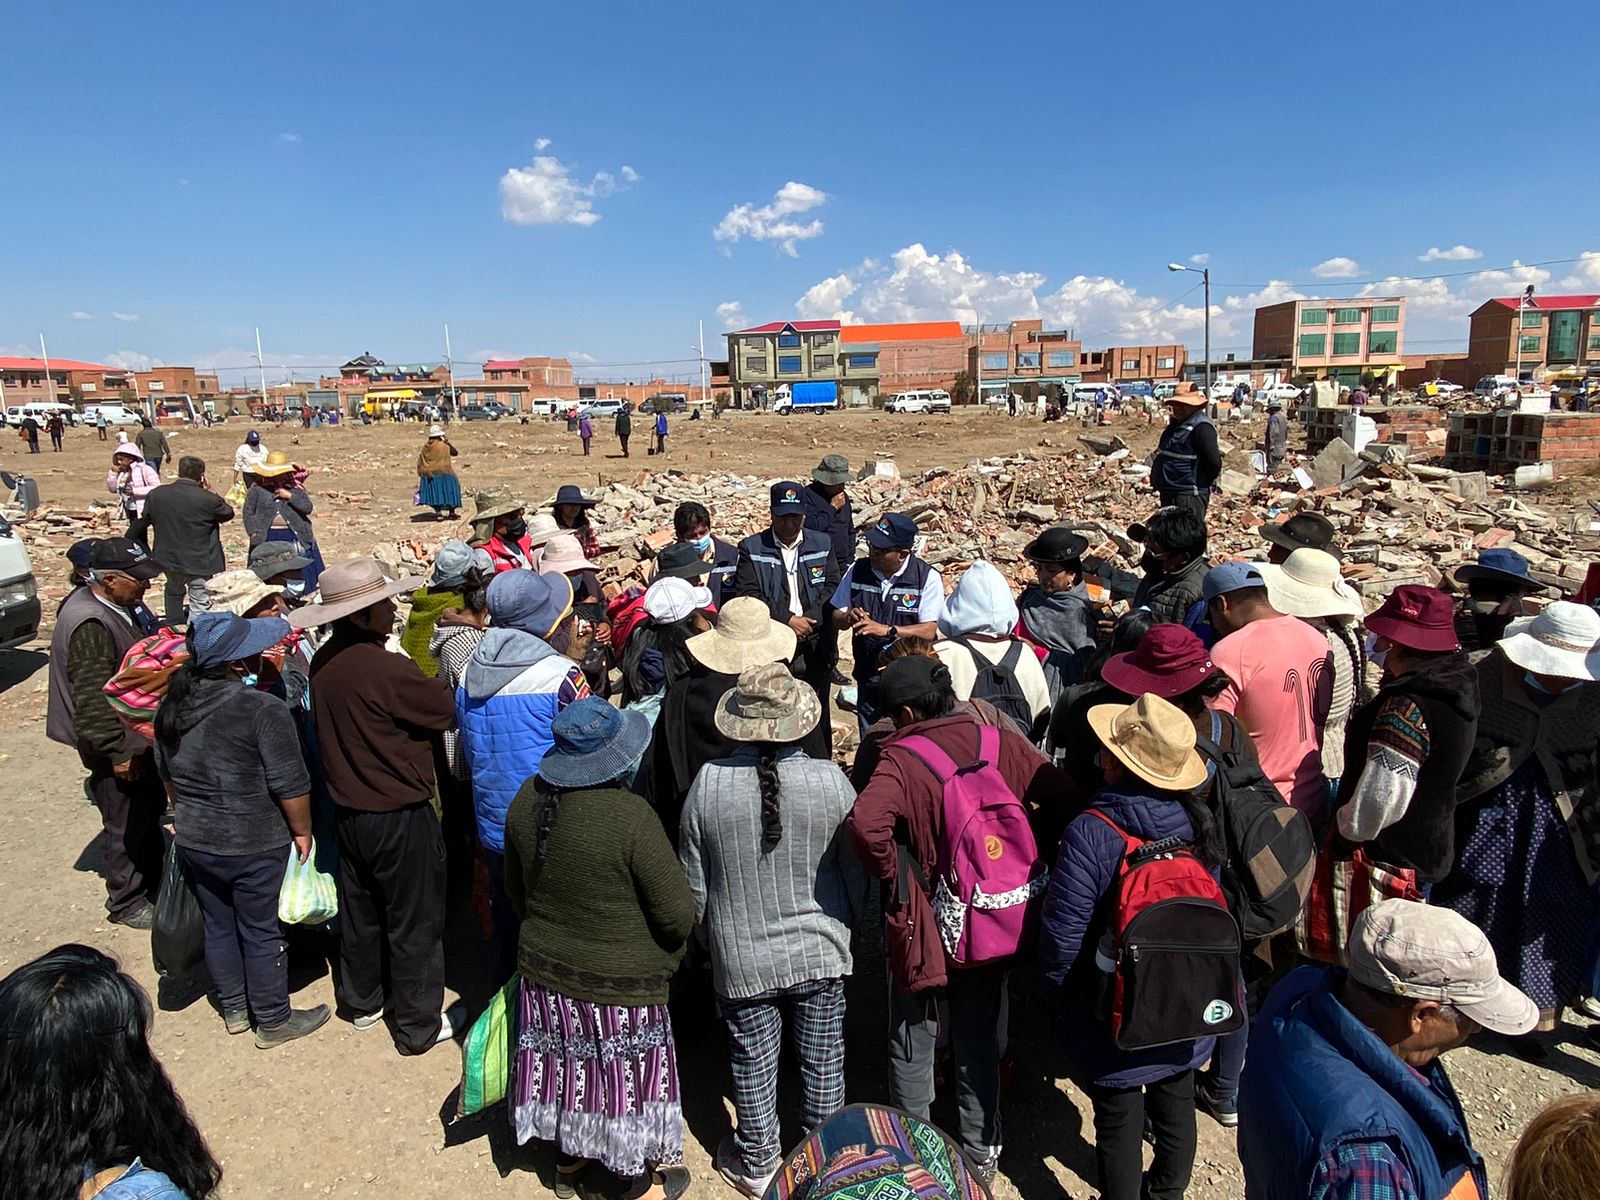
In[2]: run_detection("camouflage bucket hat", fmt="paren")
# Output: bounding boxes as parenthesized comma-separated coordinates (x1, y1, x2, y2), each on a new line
(714, 662, 821, 745)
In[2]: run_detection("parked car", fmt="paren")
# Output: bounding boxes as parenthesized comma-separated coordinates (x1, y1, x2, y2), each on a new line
(1475, 374, 1521, 399)
(79, 404, 144, 426)
(1256, 382, 1304, 403)
(1070, 384, 1120, 407)
(0, 512, 40, 650)
(457, 405, 500, 421)
(578, 398, 628, 420)
(6, 402, 81, 428)
(640, 393, 689, 414)
(1422, 379, 1464, 395)
(528, 397, 566, 417)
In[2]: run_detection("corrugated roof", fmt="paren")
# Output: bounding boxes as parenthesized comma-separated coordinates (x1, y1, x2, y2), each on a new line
(840, 322, 964, 343)
(1487, 294, 1600, 309)
(731, 320, 842, 335)
(0, 356, 117, 372)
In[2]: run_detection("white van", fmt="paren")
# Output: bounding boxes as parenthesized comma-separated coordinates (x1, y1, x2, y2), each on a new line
(528, 396, 566, 417)
(884, 390, 951, 414)
(1474, 375, 1521, 399)
(81, 404, 144, 426)
(0, 512, 40, 650)
(5, 402, 80, 428)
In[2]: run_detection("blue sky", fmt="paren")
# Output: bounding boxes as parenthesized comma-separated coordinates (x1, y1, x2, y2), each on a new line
(4, 1, 1598, 386)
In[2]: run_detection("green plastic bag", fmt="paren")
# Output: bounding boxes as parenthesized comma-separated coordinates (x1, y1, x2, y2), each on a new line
(278, 841, 338, 925)
(457, 976, 520, 1120)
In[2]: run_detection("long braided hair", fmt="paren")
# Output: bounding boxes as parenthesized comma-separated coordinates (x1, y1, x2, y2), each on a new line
(755, 743, 783, 850)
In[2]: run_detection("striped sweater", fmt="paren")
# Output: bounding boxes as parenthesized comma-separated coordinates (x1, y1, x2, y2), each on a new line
(679, 747, 866, 1001)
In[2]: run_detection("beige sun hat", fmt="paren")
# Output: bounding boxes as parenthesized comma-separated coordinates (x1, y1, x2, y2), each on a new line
(1256, 548, 1364, 620)
(1087, 693, 1209, 793)
(714, 662, 821, 743)
(524, 513, 561, 548)
(286, 555, 424, 629)
(205, 568, 283, 617)
(252, 450, 296, 478)
(687, 596, 798, 674)
(537, 532, 599, 575)
(1498, 600, 1600, 681)
(472, 485, 525, 522)
(427, 424, 446, 438)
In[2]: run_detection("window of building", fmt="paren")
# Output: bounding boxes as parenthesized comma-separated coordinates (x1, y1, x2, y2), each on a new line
(1547, 311, 1580, 364)
(1016, 351, 1040, 369)
(1298, 334, 1327, 357)
(1368, 331, 1398, 355)
(1301, 307, 1327, 325)
(1519, 336, 1541, 354)
(846, 353, 877, 369)
(1121, 357, 1140, 371)
(1046, 350, 1076, 368)
(1329, 367, 1362, 388)
(1370, 305, 1400, 324)
(1333, 308, 1362, 325)
(745, 356, 767, 374)
(1332, 333, 1360, 355)
(1588, 335, 1600, 354)
(981, 352, 1009, 371)
(1156, 355, 1176, 370)
(1520, 310, 1544, 328)
(811, 332, 834, 348)
(813, 354, 834, 370)
(777, 333, 801, 348)
(745, 337, 765, 351)
(778, 354, 802, 373)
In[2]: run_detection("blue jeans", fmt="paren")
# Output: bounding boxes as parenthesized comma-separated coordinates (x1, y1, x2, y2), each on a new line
(182, 845, 290, 1027)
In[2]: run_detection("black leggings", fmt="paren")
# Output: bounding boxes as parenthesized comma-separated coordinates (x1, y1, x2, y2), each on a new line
(1084, 1069, 1197, 1200)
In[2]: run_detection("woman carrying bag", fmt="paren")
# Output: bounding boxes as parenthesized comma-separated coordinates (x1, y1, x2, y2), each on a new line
(153, 611, 328, 1049)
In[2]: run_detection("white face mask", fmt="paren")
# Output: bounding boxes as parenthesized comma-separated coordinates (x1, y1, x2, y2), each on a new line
(1365, 632, 1387, 672)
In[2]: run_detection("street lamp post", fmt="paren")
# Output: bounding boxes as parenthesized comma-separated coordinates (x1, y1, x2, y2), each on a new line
(1168, 262, 1210, 397)
(1515, 284, 1535, 387)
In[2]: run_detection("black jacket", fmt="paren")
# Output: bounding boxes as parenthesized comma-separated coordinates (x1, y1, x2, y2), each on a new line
(732, 527, 840, 674)
(129, 477, 234, 576)
(798, 481, 856, 575)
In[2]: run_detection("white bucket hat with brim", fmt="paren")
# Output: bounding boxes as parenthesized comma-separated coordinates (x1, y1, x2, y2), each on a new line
(1256, 548, 1364, 620)
(1498, 600, 1600, 681)
(1087, 693, 1209, 793)
(687, 596, 798, 675)
(286, 556, 424, 629)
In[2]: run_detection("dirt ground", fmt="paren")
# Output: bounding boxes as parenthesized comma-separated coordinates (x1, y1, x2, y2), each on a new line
(3, 410, 1599, 1199)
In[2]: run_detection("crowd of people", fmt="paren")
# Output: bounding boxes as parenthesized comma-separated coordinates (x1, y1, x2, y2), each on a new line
(9, 391, 1600, 1200)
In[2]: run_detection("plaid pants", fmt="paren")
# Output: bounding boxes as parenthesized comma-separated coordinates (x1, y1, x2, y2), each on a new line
(719, 977, 847, 1175)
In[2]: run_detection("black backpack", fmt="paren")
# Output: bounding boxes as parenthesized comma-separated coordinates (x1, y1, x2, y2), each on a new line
(1195, 711, 1317, 941)
(954, 637, 1035, 733)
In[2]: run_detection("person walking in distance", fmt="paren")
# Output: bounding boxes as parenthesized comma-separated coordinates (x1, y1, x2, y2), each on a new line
(47, 412, 65, 452)
(1149, 383, 1220, 520)
(1263, 398, 1289, 470)
(20, 413, 41, 453)
(135, 417, 171, 477)
(290, 557, 463, 1055)
(95, 408, 109, 441)
(615, 402, 633, 458)
(577, 410, 593, 455)
(44, 538, 169, 928)
(654, 407, 669, 456)
(128, 455, 234, 626)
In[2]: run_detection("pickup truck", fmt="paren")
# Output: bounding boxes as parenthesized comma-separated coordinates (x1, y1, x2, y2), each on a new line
(0, 512, 40, 650)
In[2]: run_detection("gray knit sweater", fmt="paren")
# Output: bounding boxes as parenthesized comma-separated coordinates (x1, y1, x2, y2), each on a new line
(679, 747, 865, 1001)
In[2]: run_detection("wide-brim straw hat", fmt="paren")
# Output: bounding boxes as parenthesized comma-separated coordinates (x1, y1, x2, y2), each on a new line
(253, 450, 296, 478)
(1498, 601, 1600, 681)
(286, 556, 423, 628)
(1087, 694, 1209, 793)
(473, 486, 525, 522)
(206, 568, 284, 617)
(538, 533, 599, 574)
(714, 662, 822, 743)
(688, 596, 797, 674)
(1256, 548, 1364, 620)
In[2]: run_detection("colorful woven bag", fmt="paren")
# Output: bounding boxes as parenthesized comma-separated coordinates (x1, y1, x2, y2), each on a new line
(456, 977, 520, 1120)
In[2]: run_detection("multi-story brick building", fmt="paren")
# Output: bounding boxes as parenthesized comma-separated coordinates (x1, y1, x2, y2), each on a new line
(1465, 294, 1600, 385)
(483, 356, 575, 388)
(725, 320, 843, 406)
(1253, 297, 1407, 387)
(1099, 344, 1188, 385)
(968, 320, 1083, 399)
(0, 357, 122, 406)
(131, 366, 221, 400)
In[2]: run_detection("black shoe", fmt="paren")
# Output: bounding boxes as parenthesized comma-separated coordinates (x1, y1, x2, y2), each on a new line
(1196, 1081, 1239, 1128)
(830, 667, 849, 686)
(111, 903, 155, 931)
(223, 1008, 251, 1036)
(255, 1004, 331, 1049)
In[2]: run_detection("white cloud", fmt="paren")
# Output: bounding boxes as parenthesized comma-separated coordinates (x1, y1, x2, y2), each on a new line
(1560, 251, 1600, 290)
(716, 301, 747, 330)
(103, 351, 158, 372)
(620, 165, 639, 183)
(1464, 260, 1551, 296)
(567, 350, 597, 364)
(1189, 253, 1210, 266)
(1311, 256, 1362, 279)
(110, 311, 139, 323)
(1418, 244, 1481, 262)
(714, 182, 828, 256)
(499, 142, 635, 227)
(277, 132, 302, 144)
(796, 273, 860, 324)
(69, 310, 94, 320)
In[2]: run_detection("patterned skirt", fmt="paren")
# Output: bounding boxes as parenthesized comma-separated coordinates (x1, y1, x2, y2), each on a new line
(1435, 761, 1599, 1027)
(510, 979, 683, 1179)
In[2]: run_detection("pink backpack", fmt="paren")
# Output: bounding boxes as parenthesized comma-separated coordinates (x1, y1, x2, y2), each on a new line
(896, 724, 1048, 965)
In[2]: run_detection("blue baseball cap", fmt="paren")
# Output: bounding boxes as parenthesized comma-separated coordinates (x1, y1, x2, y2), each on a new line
(865, 513, 918, 550)
(1201, 561, 1266, 603)
(770, 481, 806, 514)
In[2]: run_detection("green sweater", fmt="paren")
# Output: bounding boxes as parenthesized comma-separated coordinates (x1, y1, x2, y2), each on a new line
(504, 783, 695, 1007)
(399, 586, 463, 678)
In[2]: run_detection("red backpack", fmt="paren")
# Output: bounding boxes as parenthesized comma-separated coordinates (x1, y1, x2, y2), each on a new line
(896, 724, 1048, 966)
(1085, 810, 1244, 1050)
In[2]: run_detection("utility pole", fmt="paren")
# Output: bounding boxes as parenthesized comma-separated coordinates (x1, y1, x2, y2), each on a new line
(698, 319, 708, 406)
(444, 323, 458, 413)
(39, 334, 54, 406)
(255, 327, 269, 414)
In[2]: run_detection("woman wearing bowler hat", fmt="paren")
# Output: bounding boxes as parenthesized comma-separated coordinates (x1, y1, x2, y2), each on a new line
(550, 484, 601, 562)
(1016, 525, 1099, 703)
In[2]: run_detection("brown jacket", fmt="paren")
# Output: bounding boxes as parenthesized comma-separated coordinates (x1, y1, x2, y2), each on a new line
(417, 438, 458, 477)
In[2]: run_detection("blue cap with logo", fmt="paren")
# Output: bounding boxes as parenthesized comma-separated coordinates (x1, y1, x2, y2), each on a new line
(770, 481, 806, 514)
(866, 512, 918, 550)
(1201, 561, 1267, 604)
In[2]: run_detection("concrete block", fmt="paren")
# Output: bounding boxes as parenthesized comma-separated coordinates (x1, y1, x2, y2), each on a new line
(1310, 438, 1361, 489)
(1444, 472, 1489, 502)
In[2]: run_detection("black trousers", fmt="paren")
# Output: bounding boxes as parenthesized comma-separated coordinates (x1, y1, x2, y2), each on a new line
(334, 802, 447, 1054)
(1157, 490, 1210, 521)
(618, 433, 630, 457)
(84, 753, 166, 918)
(1084, 1070, 1198, 1200)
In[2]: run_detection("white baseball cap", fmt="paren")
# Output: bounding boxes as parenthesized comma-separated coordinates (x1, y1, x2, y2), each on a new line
(643, 576, 712, 624)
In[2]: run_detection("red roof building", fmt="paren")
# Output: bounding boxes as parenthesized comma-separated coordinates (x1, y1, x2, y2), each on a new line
(1467, 295, 1600, 383)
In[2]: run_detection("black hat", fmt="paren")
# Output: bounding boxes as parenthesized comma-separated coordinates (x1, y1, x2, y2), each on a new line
(88, 537, 162, 581)
(67, 538, 102, 570)
(1260, 513, 1341, 560)
(879, 655, 954, 711)
(549, 484, 598, 509)
(653, 541, 713, 581)
(1023, 525, 1089, 565)
(770, 481, 806, 513)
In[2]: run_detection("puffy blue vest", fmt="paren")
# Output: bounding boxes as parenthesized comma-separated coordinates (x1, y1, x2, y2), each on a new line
(846, 555, 932, 684)
(1151, 409, 1213, 495)
(456, 665, 568, 853)
(1239, 967, 1485, 1200)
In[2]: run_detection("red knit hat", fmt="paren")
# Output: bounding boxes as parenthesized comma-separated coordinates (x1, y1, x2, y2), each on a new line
(1365, 585, 1459, 653)
(1101, 623, 1219, 698)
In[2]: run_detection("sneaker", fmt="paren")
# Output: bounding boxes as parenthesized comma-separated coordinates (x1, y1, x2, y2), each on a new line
(351, 1009, 386, 1030)
(436, 1001, 467, 1045)
(968, 1154, 1000, 1187)
(1196, 1082, 1239, 1128)
(716, 1135, 777, 1198)
(222, 1008, 251, 1036)
(255, 1004, 331, 1049)
(111, 903, 155, 931)
(1577, 995, 1600, 1021)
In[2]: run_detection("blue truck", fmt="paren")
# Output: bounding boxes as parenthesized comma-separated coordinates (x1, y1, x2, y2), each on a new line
(772, 382, 840, 414)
